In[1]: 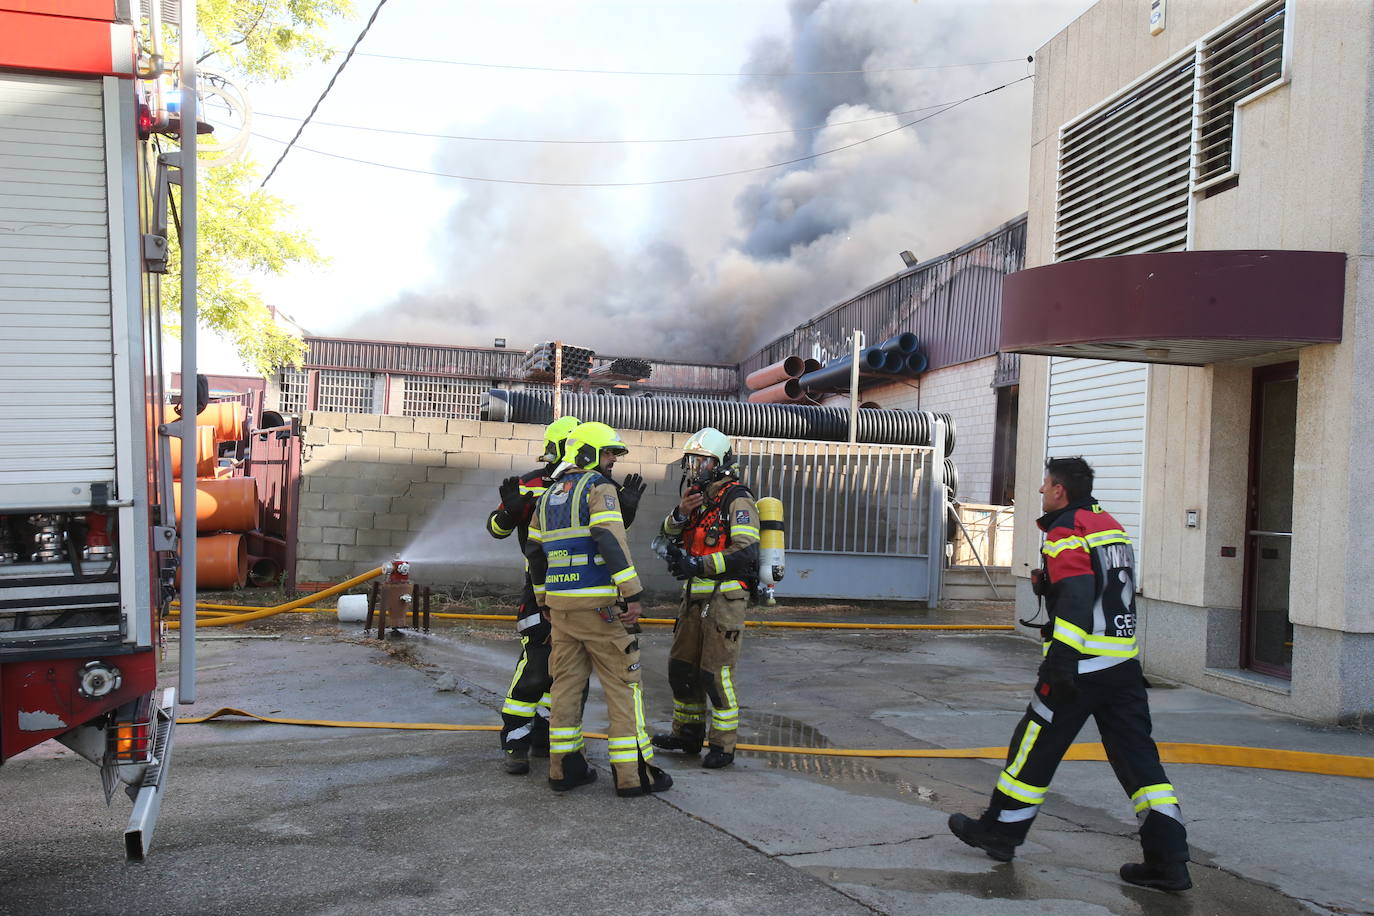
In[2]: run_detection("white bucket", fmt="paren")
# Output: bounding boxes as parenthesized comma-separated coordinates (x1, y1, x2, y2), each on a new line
(337, 593, 369, 624)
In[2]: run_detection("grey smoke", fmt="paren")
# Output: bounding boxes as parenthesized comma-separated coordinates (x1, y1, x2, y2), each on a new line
(339, 0, 1088, 363)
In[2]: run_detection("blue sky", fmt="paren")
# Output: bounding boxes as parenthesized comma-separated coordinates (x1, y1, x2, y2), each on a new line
(191, 0, 1094, 373)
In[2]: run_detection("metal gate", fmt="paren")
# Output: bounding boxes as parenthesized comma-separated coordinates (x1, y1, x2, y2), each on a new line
(732, 429, 947, 604)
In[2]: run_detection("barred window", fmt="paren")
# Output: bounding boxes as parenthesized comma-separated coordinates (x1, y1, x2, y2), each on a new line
(277, 367, 308, 415)
(1195, 0, 1287, 188)
(317, 369, 376, 413)
(402, 376, 488, 419)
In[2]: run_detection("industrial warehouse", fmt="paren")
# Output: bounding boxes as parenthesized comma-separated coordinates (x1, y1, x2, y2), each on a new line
(2, 0, 1373, 913)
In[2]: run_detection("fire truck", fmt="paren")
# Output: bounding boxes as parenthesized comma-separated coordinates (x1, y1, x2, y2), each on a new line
(0, 0, 201, 858)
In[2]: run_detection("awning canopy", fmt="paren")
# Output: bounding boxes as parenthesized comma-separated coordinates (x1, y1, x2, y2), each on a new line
(1000, 250, 1345, 365)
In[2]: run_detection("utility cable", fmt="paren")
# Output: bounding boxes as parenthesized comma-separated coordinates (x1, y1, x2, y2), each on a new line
(355, 51, 1028, 77)
(245, 74, 1030, 189)
(246, 94, 975, 145)
(259, 0, 392, 189)
(176, 708, 1374, 780)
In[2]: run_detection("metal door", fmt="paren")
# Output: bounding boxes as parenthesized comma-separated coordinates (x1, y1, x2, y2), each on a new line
(1242, 362, 1297, 678)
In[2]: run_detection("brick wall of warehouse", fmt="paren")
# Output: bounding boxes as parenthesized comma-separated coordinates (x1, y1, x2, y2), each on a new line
(296, 412, 694, 598)
(863, 355, 999, 504)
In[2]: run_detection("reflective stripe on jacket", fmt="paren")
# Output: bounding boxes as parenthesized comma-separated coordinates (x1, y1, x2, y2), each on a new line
(1037, 498, 1138, 674)
(662, 479, 759, 599)
(525, 469, 643, 610)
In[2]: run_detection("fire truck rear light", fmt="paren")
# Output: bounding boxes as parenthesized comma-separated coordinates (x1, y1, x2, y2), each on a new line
(137, 103, 153, 139)
(112, 722, 151, 762)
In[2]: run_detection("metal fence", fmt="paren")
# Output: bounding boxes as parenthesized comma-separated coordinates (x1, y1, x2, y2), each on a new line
(732, 432, 947, 602)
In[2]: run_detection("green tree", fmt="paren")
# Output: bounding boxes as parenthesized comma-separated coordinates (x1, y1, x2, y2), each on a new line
(164, 0, 354, 375)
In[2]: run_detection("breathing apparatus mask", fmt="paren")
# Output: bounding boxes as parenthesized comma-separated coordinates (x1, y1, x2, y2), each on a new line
(677, 427, 735, 494)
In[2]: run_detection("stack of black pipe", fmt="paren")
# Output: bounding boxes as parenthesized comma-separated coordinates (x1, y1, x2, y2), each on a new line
(483, 388, 956, 454)
(522, 343, 595, 379)
(606, 357, 651, 379)
(798, 332, 929, 392)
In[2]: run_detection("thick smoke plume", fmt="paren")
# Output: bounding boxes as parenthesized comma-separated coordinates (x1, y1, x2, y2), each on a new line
(341, 1, 1083, 363)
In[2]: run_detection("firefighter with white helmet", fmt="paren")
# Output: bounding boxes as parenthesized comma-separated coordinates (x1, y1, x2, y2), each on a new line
(524, 421, 671, 796)
(651, 427, 760, 769)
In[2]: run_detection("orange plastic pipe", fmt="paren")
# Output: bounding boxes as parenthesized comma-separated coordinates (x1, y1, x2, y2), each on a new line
(173, 476, 259, 532)
(169, 424, 216, 480)
(193, 532, 247, 588)
(164, 401, 244, 442)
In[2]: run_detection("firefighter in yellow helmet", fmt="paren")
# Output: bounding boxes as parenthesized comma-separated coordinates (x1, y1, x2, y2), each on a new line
(486, 414, 579, 774)
(651, 427, 759, 769)
(524, 421, 671, 796)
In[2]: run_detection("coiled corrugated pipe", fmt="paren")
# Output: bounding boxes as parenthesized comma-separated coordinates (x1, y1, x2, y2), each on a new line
(483, 389, 957, 454)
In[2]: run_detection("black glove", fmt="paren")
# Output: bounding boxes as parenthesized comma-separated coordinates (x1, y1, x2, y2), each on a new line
(619, 473, 646, 513)
(1037, 660, 1079, 706)
(617, 473, 646, 527)
(664, 544, 699, 580)
(498, 476, 532, 515)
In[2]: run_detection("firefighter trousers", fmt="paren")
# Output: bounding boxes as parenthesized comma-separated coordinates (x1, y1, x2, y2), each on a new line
(666, 595, 746, 753)
(499, 588, 552, 753)
(982, 658, 1189, 863)
(547, 606, 654, 790)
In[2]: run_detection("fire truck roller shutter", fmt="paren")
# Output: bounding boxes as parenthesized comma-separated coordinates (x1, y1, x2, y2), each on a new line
(0, 72, 117, 510)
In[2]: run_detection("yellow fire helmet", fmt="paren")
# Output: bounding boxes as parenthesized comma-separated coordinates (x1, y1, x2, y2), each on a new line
(540, 415, 581, 463)
(564, 421, 629, 471)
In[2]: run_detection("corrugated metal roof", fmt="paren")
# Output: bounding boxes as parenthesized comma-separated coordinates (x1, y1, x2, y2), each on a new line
(740, 215, 1027, 379)
(299, 336, 739, 395)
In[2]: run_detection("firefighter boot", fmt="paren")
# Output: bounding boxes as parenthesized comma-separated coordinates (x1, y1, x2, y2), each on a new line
(548, 751, 598, 792)
(616, 759, 675, 797)
(1123, 808, 1191, 889)
(651, 723, 704, 755)
(1119, 863, 1192, 892)
(502, 748, 530, 775)
(947, 813, 1017, 862)
(702, 745, 735, 769)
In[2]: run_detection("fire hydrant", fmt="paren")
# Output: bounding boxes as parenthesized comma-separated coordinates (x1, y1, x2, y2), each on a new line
(378, 556, 414, 631)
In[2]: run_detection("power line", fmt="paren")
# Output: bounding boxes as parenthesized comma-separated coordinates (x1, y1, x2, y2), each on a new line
(248, 96, 974, 145)
(355, 50, 1028, 77)
(260, 0, 393, 189)
(245, 75, 1030, 189)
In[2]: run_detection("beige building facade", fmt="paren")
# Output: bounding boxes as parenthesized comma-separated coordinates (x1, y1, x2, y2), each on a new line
(1010, 0, 1374, 723)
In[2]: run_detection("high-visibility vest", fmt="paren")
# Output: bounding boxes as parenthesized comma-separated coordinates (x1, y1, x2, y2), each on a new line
(537, 470, 618, 601)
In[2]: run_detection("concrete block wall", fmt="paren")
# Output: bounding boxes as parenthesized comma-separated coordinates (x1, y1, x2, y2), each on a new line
(296, 411, 697, 598)
(864, 355, 999, 504)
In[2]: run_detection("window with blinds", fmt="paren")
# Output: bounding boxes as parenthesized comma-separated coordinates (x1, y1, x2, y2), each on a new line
(1195, 0, 1288, 188)
(402, 376, 487, 419)
(1054, 52, 1196, 262)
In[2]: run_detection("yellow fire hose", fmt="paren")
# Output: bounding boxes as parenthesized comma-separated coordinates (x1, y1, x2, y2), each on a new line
(167, 570, 1014, 632)
(175, 707, 1374, 780)
(167, 567, 384, 629)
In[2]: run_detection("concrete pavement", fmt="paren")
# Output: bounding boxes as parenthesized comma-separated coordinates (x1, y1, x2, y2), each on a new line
(1, 602, 1371, 915)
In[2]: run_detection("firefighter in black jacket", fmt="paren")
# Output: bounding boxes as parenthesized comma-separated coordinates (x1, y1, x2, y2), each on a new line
(486, 415, 647, 774)
(651, 427, 759, 770)
(948, 457, 1191, 892)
